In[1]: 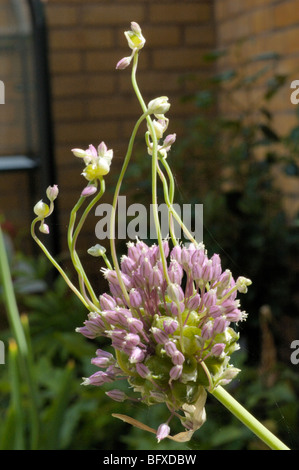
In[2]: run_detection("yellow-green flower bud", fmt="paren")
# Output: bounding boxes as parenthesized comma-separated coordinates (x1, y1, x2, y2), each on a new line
(124, 22, 145, 51)
(33, 200, 50, 218)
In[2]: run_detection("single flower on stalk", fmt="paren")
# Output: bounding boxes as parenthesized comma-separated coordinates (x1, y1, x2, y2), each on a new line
(72, 141, 113, 182)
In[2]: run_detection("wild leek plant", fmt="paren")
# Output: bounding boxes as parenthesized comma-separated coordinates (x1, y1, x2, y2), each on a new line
(31, 22, 289, 449)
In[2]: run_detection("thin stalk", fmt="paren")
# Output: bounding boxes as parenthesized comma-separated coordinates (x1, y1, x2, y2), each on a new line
(109, 61, 149, 304)
(0, 225, 39, 449)
(160, 158, 198, 245)
(211, 385, 290, 450)
(31, 220, 91, 310)
(68, 180, 106, 310)
(8, 339, 25, 449)
(131, 53, 170, 284)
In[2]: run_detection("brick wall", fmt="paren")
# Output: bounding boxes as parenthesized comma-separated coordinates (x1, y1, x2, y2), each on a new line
(0, 0, 216, 258)
(44, 0, 216, 259)
(214, 0, 299, 216)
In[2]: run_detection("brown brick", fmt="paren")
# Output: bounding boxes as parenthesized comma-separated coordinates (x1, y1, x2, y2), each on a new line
(149, 4, 212, 24)
(121, 70, 182, 95)
(152, 48, 212, 70)
(141, 25, 181, 47)
(54, 120, 119, 145)
(52, 73, 115, 98)
(82, 5, 145, 26)
(185, 25, 215, 46)
(86, 96, 140, 120)
(45, 6, 79, 27)
(49, 51, 82, 74)
(49, 28, 114, 51)
(53, 99, 86, 122)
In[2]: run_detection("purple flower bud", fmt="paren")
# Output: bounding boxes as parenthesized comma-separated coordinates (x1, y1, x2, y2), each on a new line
(203, 289, 217, 307)
(201, 321, 214, 340)
(116, 56, 132, 70)
(136, 362, 150, 378)
(124, 333, 140, 349)
(209, 305, 222, 318)
(140, 257, 153, 279)
(213, 316, 229, 334)
(95, 348, 114, 359)
(151, 327, 168, 344)
(103, 310, 121, 326)
(148, 266, 163, 288)
(91, 356, 114, 368)
(157, 423, 171, 443)
(129, 347, 145, 363)
(128, 317, 144, 334)
(82, 370, 114, 386)
(76, 326, 96, 339)
(170, 301, 185, 316)
(166, 283, 184, 303)
(186, 293, 201, 310)
(169, 364, 183, 380)
(211, 253, 222, 279)
(170, 245, 182, 263)
(121, 255, 136, 275)
(163, 133, 176, 149)
(191, 263, 202, 281)
(163, 319, 178, 335)
(115, 308, 133, 326)
(191, 247, 206, 266)
(164, 340, 177, 357)
(211, 343, 225, 356)
(202, 260, 213, 282)
(172, 350, 185, 366)
(181, 247, 191, 267)
(100, 293, 117, 311)
(168, 260, 183, 284)
(81, 185, 97, 197)
(105, 389, 127, 402)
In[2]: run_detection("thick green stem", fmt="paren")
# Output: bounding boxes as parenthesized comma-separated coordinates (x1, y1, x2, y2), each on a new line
(210, 385, 290, 450)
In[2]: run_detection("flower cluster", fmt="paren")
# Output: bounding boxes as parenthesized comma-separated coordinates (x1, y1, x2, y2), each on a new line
(72, 141, 113, 186)
(77, 239, 251, 440)
(116, 22, 146, 70)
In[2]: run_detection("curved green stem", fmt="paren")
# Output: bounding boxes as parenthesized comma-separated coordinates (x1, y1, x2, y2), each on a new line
(211, 385, 290, 450)
(31, 220, 91, 310)
(156, 163, 177, 246)
(68, 180, 106, 310)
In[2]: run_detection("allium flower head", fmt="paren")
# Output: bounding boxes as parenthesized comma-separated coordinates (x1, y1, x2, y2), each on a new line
(77, 239, 250, 441)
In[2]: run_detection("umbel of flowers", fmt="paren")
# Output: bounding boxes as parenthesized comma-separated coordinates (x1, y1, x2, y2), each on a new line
(31, 23, 289, 449)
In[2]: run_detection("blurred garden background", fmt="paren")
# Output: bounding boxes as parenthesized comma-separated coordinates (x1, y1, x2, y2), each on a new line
(1, 0, 299, 450)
